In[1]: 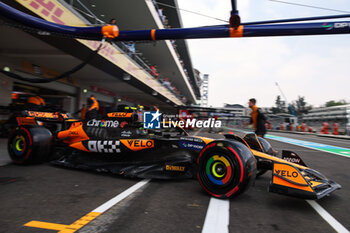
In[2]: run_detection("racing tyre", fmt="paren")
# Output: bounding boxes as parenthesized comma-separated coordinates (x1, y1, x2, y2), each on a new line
(8, 126, 53, 164)
(197, 140, 256, 198)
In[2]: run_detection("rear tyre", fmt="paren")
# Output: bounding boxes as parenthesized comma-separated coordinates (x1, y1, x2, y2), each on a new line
(8, 126, 53, 164)
(197, 140, 256, 198)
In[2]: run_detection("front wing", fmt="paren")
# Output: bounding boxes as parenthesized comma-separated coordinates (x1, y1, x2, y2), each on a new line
(269, 162, 341, 199)
(252, 150, 341, 199)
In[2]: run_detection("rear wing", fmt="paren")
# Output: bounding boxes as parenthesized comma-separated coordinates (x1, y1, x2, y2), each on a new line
(16, 110, 76, 126)
(23, 110, 72, 119)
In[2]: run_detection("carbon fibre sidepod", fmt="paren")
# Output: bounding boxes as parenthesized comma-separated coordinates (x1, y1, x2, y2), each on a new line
(52, 141, 197, 179)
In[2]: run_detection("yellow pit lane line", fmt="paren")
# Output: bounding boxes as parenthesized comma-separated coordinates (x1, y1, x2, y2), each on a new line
(25, 212, 101, 233)
(24, 179, 150, 232)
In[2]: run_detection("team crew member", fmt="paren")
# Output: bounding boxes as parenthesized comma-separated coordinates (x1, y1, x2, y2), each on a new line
(86, 95, 99, 120)
(248, 98, 266, 137)
(26, 95, 46, 110)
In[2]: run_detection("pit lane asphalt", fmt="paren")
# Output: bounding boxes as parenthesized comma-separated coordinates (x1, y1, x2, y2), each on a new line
(0, 129, 349, 233)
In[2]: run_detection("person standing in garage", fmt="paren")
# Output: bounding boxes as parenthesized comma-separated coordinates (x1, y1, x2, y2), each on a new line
(26, 95, 46, 110)
(86, 95, 99, 120)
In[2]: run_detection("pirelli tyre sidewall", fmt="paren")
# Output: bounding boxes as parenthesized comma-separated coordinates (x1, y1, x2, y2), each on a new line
(197, 140, 257, 198)
(8, 126, 53, 164)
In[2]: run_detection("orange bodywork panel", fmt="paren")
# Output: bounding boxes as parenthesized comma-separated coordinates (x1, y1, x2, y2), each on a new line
(272, 163, 313, 192)
(69, 141, 89, 152)
(194, 136, 214, 145)
(57, 122, 89, 144)
(252, 149, 307, 170)
(16, 117, 36, 126)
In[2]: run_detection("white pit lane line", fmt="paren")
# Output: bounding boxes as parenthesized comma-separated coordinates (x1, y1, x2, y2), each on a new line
(92, 179, 150, 213)
(195, 128, 230, 233)
(306, 200, 349, 233)
(202, 198, 229, 233)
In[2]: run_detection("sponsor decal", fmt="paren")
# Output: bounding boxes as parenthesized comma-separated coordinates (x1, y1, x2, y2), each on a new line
(120, 139, 154, 151)
(272, 163, 312, 191)
(88, 140, 120, 153)
(322, 23, 333, 30)
(283, 157, 301, 164)
(322, 22, 350, 30)
(107, 112, 133, 118)
(87, 119, 119, 128)
(121, 131, 132, 137)
(274, 169, 299, 178)
(165, 165, 185, 172)
(68, 131, 79, 136)
(180, 137, 203, 143)
(143, 110, 161, 129)
(179, 140, 204, 151)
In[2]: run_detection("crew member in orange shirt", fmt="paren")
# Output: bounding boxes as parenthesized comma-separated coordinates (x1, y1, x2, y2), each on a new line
(86, 95, 99, 120)
(249, 98, 266, 137)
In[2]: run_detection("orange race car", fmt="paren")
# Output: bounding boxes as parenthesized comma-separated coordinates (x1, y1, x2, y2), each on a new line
(7, 110, 341, 199)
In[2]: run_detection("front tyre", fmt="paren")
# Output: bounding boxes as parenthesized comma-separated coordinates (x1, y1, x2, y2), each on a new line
(197, 140, 256, 198)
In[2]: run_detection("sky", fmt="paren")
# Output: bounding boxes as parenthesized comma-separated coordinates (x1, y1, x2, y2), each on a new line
(176, 0, 350, 108)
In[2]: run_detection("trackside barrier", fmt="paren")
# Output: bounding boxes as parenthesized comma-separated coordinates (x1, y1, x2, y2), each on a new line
(308, 126, 313, 133)
(301, 123, 306, 132)
(333, 123, 339, 135)
(321, 122, 329, 134)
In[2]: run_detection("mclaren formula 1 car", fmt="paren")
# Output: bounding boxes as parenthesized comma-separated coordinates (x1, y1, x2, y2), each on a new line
(7, 110, 340, 199)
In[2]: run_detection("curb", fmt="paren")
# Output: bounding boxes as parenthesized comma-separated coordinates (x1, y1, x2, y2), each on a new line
(268, 130, 350, 140)
(315, 134, 350, 140)
(224, 128, 350, 140)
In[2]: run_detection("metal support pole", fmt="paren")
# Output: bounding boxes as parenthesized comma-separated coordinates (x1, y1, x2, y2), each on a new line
(229, 0, 240, 28)
(231, 0, 238, 15)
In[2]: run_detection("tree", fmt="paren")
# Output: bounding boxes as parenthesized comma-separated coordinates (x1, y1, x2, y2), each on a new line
(274, 95, 286, 113)
(290, 96, 314, 116)
(325, 100, 347, 107)
(296, 96, 306, 113)
(290, 96, 309, 115)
